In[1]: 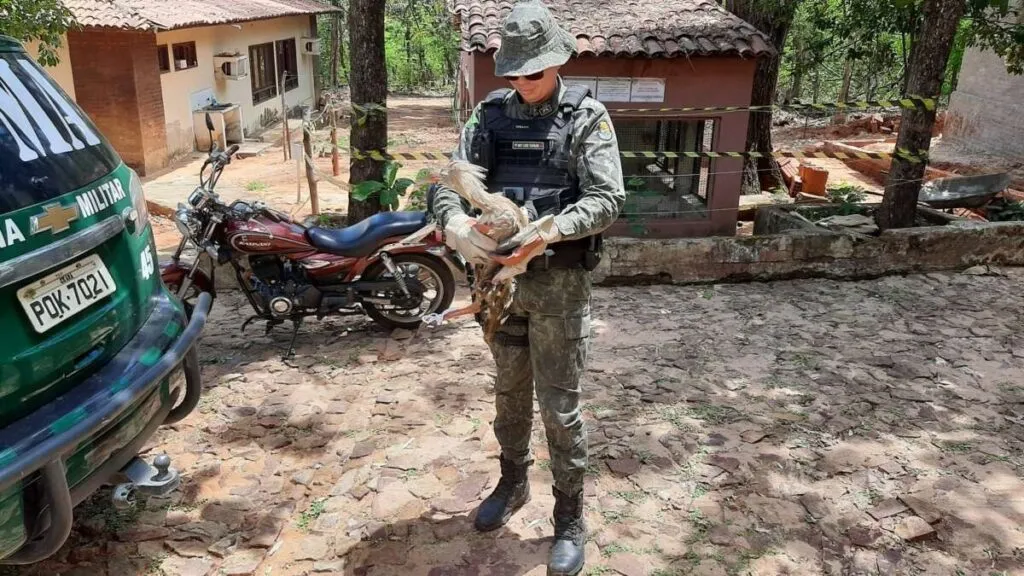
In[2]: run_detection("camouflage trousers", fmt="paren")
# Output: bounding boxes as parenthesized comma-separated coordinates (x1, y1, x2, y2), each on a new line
(485, 266, 591, 496)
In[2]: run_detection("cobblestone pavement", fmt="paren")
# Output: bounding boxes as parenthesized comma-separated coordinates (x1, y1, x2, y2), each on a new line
(10, 268, 1024, 576)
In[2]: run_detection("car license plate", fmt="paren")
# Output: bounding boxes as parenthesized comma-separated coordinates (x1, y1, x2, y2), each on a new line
(17, 254, 116, 333)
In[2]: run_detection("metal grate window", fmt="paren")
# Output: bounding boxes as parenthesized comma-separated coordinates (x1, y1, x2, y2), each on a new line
(613, 117, 715, 221)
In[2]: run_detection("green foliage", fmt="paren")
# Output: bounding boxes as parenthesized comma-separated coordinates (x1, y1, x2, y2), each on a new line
(404, 168, 433, 211)
(318, 0, 459, 92)
(778, 0, 1024, 107)
(384, 0, 460, 93)
(986, 199, 1024, 221)
(349, 160, 416, 210)
(0, 0, 75, 66)
(826, 183, 869, 214)
(966, 0, 1024, 74)
(297, 498, 327, 532)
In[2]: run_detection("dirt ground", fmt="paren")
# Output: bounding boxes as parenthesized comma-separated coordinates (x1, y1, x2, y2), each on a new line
(11, 97, 1024, 576)
(142, 96, 460, 227)
(8, 265, 1024, 576)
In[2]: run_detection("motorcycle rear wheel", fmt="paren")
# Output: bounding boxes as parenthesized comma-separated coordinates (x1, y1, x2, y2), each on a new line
(360, 253, 455, 330)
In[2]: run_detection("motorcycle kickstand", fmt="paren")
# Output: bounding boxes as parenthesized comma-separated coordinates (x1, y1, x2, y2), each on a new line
(283, 317, 303, 360)
(241, 315, 263, 333)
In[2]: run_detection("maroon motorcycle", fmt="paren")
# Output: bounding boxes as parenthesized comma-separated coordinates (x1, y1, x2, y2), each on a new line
(160, 122, 458, 356)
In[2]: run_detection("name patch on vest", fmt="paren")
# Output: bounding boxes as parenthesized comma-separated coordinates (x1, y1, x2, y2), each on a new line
(512, 141, 545, 151)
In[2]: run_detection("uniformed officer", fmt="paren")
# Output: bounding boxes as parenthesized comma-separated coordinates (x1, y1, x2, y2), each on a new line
(430, 2, 624, 574)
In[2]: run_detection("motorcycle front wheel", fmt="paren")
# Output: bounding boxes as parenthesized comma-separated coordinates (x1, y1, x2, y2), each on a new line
(360, 253, 455, 330)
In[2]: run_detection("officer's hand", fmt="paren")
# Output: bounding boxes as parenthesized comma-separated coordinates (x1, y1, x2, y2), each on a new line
(488, 216, 562, 282)
(493, 215, 562, 256)
(444, 213, 497, 266)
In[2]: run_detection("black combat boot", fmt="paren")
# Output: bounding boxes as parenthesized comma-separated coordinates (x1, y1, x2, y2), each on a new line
(473, 455, 531, 531)
(548, 487, 586, 576)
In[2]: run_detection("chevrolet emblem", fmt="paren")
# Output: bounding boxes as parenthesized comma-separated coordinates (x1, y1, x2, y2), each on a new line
(31, 203, 80, 235)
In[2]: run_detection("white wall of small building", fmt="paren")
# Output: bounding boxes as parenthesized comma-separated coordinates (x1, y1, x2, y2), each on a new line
(23, 35, 76, 100)
(944, 46, 1024, 159)
(155, 15, 317, 160)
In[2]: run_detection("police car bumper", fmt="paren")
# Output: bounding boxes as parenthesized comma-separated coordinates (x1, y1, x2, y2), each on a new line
(0, 290, 211, 564)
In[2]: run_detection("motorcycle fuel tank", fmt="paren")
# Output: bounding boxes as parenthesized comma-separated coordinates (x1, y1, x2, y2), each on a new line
(224, 217, 316, 256)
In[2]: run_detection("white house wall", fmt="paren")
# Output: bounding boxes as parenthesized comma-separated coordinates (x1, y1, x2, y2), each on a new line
(155, 16, 316, 160)
(24, 35, 77, 101)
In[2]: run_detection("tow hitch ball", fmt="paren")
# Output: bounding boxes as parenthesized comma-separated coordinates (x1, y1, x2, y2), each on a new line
(111, 454, 179, 509)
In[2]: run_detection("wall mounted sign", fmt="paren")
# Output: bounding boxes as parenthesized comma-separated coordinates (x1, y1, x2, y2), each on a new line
(596, 78, 633, 102)
(629, 78, 666, 102)
(564, 76, 667, 103)
(563, 76, 597, 94)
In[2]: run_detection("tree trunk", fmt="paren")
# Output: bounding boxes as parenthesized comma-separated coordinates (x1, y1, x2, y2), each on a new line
(348, 0, 386, 223)
(331, 109, 340, 177)
(787, 65, 804, 103)
(330, 14, 340, 87)
(877, 0, 965, 230)
(303, 117, 319, 215)
(725, 0, 798, 195)
(832, 59, 854, 124)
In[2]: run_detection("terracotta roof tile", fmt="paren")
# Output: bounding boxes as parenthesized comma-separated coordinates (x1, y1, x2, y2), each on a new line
(451, 0, 775, 58)
(65, 0, 338, 31)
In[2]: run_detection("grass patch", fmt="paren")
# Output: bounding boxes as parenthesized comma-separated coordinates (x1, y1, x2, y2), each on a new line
(601, 542, 632, 557)
(538, 459, 552, 471)
(688, 403, 741, 425)
(941, 441, 974, 454)
(790, 353, 820, 370)
(245, 180, 267, 191)
(586, 567, 615, 575)
(611, 490, 648, 504)
(854, 488, 884, 508)
(600, 508, 632, 523)
(692, 483, 710, 498)
(686, 508, 711, 543)
(297, 498, 327, 532)
(659, 406, 695, 431)
(76, 488, 146, 534)
(682, 550, 703, 566)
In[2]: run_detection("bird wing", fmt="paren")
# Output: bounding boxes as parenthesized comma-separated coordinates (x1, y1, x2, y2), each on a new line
(441, 160, 528, 241)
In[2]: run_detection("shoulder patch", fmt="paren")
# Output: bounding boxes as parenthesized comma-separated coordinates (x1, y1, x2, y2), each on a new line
(597, 120, 613, 141)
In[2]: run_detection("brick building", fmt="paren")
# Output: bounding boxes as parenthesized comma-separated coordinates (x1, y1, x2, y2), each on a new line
(450, 0, 774, 238)
(29, 0, 337, 175)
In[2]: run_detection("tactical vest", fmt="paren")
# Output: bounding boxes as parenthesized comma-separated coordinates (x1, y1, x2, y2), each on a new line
(466, 84, 602, 270)
(468, 84, 591, 221)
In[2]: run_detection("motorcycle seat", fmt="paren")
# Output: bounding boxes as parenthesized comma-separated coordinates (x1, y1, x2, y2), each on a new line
(306, 211, 428, 257)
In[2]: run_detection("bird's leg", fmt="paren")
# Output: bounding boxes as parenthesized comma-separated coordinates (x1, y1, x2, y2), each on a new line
(440, 300, 482, 321)
(422, 299, 482, 327)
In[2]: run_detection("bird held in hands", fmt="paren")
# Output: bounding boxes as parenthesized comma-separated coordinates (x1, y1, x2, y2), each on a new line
(423, 160, 529, 342)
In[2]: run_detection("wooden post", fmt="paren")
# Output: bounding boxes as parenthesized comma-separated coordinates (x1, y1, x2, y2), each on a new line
(281, 72, 290, 161)
(296, 141, 302, 202)
(303, 117, 320, 215)
(330, 107, 340, 177)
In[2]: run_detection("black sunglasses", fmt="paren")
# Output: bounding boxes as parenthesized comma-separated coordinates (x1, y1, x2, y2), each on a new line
(503, 70, 545, 81)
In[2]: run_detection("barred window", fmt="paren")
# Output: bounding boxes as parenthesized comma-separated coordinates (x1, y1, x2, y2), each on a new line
(249, 42, 277, 105)
(614, 117, 716, 221)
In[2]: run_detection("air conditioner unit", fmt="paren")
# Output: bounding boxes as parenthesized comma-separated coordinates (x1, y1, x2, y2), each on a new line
(301, 37, 321, 56)
(214, 54, 249, 80)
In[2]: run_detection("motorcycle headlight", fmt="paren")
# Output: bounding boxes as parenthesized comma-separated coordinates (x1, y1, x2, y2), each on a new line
(127, 168, 150, 236)
(188, 187, 208, 208)
(175, 207, 192, 237)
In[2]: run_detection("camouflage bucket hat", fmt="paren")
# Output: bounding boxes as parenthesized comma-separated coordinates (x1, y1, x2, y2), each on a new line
(493, 1, 577, 77)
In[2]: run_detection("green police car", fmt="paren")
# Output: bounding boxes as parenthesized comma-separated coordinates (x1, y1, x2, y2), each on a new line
(0, 36, 210, 564)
